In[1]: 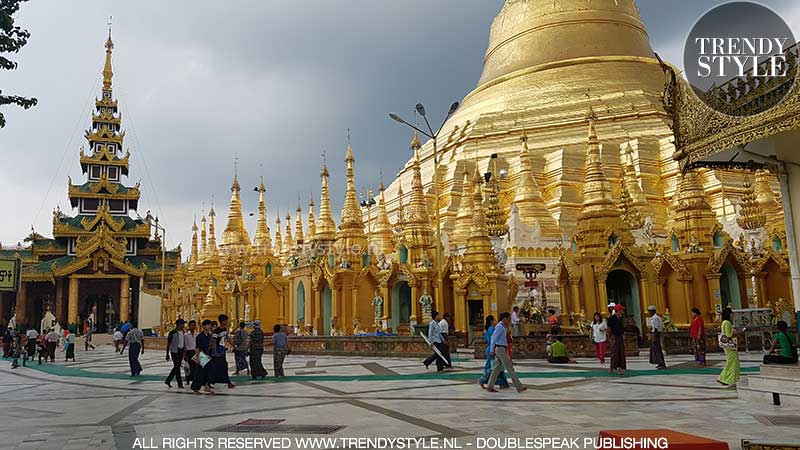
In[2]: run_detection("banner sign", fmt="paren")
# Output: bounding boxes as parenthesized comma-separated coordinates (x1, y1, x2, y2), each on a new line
(0, 258, 20, 292)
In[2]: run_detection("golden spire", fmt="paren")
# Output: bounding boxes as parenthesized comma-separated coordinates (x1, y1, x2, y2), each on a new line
(274, 213, 283, 256)
(402, 133, 433, 249)
(190, 218, 199, 266)
(618, 174, 643, 229)
(452, 164, 475, 248)
(307, 198, 317, 242)
(315, 164, 337, 242)
(736, 176, 767, 231)
(200, 213, 208, 259)
(295, 200, 305, 245)
(283, 211, 294, 257)
(672, 168, 717, 248)
(578, 112, 616, 216)
(485, 155, 508, 237)
(512, 132, 559, 236)
(754, 169, 783, 228)
(574, 112, 631, 254)
(372, 181, 394, 255)
(337, 142, 366, 241)
(220, 171, 251, 251)
(463, 167, 496, 272)
(622, 145, 648, 206)
(102, 25, 114, 91)
(207, 206, 219, 263)
(252, 177, 272, 254)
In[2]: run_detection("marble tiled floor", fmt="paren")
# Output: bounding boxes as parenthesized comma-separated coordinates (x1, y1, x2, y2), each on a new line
(1, 344, 797, 450)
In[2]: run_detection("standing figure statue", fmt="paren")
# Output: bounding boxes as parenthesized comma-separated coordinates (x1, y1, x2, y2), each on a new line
(371, 289, 384, 329)
(419, 289, 433, 323)
(40, 302, 56, 334)
(105, 298, 116, 330)
(8, 307, 16, 331)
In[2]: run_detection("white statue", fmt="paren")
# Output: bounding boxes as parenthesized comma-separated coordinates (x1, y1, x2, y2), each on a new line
(419, 289, 433, 323)
(40, 302, 56, 334)
(371, 289, 384, 328)
(8, 307, 16, 331)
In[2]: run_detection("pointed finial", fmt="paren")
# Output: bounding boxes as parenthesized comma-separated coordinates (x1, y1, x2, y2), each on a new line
(105, 16, 114, 50)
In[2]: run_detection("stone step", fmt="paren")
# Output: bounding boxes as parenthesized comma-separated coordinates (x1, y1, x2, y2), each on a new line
(761, 364, 800, 379)
(738, 384, 800, 408)
(747, 375, 800, 395)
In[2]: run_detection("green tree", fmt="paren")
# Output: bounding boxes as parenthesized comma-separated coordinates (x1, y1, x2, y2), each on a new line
(0, 0, 37, 128)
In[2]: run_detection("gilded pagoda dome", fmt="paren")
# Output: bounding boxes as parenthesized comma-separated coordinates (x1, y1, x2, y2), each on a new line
(478, 0, 653, 86)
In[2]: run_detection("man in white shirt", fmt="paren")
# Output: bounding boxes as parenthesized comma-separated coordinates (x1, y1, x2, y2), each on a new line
(511, 307, 522, 337)
(647, 305, 666, 369)
(438, 313, 452, 369)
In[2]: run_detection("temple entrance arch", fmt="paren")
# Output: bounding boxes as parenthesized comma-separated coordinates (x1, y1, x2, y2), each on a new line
(606, 269, 642, 330)
(720, 263, 742, 309)
(296, 281, 305, 325)
(390, 281, 412, 332)
(322, 284, 332, 335)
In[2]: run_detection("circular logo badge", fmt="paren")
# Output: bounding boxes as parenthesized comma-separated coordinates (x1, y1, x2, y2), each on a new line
(683, 1, 796, 116)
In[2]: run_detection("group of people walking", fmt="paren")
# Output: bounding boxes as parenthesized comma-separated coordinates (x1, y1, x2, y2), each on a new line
(3, 326, 70, 367)
(161, 315, 289, 394)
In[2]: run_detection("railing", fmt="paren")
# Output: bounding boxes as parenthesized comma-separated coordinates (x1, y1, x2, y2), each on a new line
(699, 41, 799, 116)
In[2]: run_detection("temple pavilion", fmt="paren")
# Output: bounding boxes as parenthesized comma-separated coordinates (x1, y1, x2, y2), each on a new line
(0, 31, 180, 332)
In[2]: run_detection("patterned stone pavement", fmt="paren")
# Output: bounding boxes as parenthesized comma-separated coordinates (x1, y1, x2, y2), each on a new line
(1, 344, 797, 450)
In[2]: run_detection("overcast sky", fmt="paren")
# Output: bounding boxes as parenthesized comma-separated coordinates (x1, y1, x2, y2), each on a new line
(2, 0, 798, 253)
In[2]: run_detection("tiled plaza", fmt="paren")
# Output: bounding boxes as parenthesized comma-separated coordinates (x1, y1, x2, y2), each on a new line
(0, 343, 797, 450)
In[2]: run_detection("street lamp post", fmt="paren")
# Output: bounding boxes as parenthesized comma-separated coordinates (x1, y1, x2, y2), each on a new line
(148, 216, 167, 301)
(389, 101, 459, 313)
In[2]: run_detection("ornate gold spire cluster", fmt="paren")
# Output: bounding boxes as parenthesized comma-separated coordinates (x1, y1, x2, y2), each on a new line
(618, 174, 643, 229)
(274, 214, 283, 256)
(207, 206, 218, 264)
(672, 168, 717, 247)
(315, 165, 337, 242)
(402, 133, 433, 251)
(200, 214, 208, 259)
(190, 219, 199, 266)
(578, 113, 616, 217)
(485, 156, 508, 237)
(294, 201, 305, 246)
(736, 176, 767, 231)
(253, 178, 272, 254)
(336, 143, 367, 253)
(512, 132, 559, 236)
(220, 173, 251, 252)
(306, 198, 316, 243)
(372, 182, 394, 255)
(463, 167, 497, 272)
(283, 210, 294, 259)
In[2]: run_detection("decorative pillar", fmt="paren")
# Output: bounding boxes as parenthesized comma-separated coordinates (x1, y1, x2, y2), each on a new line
(312, 287, 322, 334)
(351, 286, 360, 330)
(638, 277, 651, 317)
(656, 278, 667, 313)
(454, 288, 467, 333)
(410, 284, 420, 324)
(597, 279, 608, 316)
(55, 278, 65, 324)
(120, 276, 130, 323)
(380, 285, 390, 322)
(570, 281, 582, 318)
(682, 280, 692, 317)
(14, 281, 27, 327)
(330, 287, 339, 333)
(68, 277, 79, 326)
(756, 273, 768, 307)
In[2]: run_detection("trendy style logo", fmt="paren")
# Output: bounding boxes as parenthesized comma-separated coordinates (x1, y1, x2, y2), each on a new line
(683, 1, 796, 116)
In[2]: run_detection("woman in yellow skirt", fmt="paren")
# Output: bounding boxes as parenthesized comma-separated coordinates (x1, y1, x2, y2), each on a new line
(717, 307, 740, 387)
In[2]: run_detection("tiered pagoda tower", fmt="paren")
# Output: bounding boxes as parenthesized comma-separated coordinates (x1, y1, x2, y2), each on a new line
(1, 31, 180, 332)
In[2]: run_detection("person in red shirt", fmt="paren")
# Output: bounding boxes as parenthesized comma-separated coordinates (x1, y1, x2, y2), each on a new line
(689, 307, 705, 367)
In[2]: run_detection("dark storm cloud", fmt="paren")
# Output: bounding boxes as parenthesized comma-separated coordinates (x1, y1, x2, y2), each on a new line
(1, 0, 798, 251)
